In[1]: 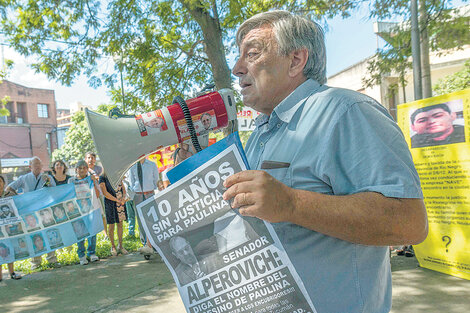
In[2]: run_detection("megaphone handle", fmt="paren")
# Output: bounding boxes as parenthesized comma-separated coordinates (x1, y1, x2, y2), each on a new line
(173, 95, 202, 153)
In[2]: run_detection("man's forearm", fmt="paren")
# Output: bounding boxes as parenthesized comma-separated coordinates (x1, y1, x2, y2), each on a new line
(288, 189, 428, 246)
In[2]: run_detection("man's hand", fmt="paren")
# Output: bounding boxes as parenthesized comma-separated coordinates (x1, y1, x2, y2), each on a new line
(223, 170, 295, 223)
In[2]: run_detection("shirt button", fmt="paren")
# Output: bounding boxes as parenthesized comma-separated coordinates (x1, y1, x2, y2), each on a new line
(277, 123, 281, 128)
(260, 142, 264, 147)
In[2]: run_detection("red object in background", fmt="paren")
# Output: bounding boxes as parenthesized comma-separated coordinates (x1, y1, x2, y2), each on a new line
(166, 91, 229, 142)
(208, 138, 217, 146)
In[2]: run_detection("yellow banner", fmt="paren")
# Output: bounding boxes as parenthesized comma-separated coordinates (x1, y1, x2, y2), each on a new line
(396, 89, 470, 280)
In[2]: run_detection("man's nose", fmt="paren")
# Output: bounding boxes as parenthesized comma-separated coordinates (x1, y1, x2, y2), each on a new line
(232, 58, 246, 77)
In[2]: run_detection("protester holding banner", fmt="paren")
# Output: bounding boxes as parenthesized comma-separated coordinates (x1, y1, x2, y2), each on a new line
(85, 151, 108, 238)
(68, 160, 100, 265)
(6, 156, 60, 270)
(0, 175, 21, 281)
(99, 173, 128, 256)
(51, 160, 71, 186)
(224, 11, 427, 312)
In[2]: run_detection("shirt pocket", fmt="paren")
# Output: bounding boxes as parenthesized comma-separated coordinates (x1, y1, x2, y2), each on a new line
(264, 167, 292, 188)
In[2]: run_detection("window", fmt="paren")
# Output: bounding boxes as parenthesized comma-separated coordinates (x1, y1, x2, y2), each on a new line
(37, 103, 49, 118)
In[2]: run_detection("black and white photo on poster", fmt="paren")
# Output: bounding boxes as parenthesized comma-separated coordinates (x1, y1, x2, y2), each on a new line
(137, 138, 316, 313)
(0, 197, 21, 226)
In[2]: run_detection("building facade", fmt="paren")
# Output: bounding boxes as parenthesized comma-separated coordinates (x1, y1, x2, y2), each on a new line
(0, 80, 58, 180)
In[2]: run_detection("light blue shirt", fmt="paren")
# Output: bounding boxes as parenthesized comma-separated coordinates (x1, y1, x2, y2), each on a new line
(8, 172, 56, 193)
(246, 79, 422, 313)
(128, 159, 159, 193)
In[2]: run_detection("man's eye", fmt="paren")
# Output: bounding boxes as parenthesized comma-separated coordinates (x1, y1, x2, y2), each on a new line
(247, 52, 259, 58)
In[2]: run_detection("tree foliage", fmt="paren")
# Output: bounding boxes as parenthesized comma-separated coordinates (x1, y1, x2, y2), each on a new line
(1, 0, 358, 113)
(363, 0, 470, 98)
(0, 59, 14, 117)
(51, 104, 115, 165)
(433, 61, 470, 95)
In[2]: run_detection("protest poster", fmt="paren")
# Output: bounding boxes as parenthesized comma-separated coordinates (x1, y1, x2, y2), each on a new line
(0, 177, 103, 264)
(0, 197, 21, 226)
(137, 133, 316, 313)
(396, 89, 470, 280)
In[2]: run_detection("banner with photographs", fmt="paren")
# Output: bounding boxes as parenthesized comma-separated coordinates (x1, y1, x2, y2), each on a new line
(0, 177, 103, 264)
(396, 89, 470, 280)
(137, 133, 316, 313)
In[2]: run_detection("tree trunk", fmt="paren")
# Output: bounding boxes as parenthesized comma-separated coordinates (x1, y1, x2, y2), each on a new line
(419, 0, 432, 98)
(182, 1, 232, 90)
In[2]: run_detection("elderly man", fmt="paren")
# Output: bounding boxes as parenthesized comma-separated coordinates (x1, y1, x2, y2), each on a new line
(6, 156, 60, 270)
(410, 103, 465, 148)
(223, 11, 428, 313)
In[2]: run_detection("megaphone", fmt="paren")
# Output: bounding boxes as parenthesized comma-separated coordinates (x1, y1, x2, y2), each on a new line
(85, 89, 237, 188)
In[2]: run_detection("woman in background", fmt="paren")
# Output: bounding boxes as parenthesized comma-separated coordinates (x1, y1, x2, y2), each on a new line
(99, 172, 128, 256)
(51, 160, 71, 186)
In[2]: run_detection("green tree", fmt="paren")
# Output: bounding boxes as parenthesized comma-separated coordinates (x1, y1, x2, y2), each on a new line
(433, 60, 470, 95)
(363, 0, 470, 100)
(51, 104, 115, 164)
(1, 0, 357, 113)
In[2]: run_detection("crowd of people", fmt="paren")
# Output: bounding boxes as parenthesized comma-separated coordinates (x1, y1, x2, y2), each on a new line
(0, 145, 194, 281)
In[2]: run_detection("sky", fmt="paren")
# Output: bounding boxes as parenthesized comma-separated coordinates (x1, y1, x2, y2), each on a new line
(1, 1, 465, 110)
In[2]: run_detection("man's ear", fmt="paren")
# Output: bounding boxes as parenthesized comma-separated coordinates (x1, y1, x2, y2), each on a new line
(288, 48, 308, 78)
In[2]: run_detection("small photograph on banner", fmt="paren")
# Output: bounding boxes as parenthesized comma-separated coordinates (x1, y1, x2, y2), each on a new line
(12, 236, 30, 259)
(51, 204, 69, 224)
(0, 197, 21, 226)
(31, 232, 47, 254)
(0, 241, 12, 262)
(74, 180, 92, 199)
(64, 200, 81, 219)
(77, 198, 93, 214)
(38, 208, 56, 227)
(23, 213, 41, 232)
(72, 219, 90, 241)
(46, 228, 64, 250)
(5, 222, 25, 237)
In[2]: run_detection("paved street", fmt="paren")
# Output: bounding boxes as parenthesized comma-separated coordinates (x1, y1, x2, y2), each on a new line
(1, 252, 469, 313)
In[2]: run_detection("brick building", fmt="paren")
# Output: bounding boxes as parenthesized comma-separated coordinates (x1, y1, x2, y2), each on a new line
(0, 80, 58, 180)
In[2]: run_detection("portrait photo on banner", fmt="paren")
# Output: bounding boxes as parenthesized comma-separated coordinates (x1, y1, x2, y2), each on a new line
(23, 213, 41, 232)
(72, 219, 90, 241)
(409, 99, 466, 149)
(64, 200, 81, 219)
(13, 237, 30, 259)
(0, 197, 20, 226)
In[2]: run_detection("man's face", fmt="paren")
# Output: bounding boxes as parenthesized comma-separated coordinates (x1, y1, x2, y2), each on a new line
(1, 205, 9, 216)
(41, 210, 53, 223)
(26, 215, 37, 227)
(30, 159, 43, 176)
(172, 237, 197, 266)
(66, 202, 75, 213)
(201, 114, 212, 130)
(146, 117, 164, 128)
(85, 154, 96, 168)
(54, 206, 64, 218)
(232, 25, 294, 115)
(34, 236, 44, 250)
(412, 108, 456, 138)
(76, 165, 88, 179)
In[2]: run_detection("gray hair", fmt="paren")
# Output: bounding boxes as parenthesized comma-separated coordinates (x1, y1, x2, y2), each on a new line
(29, 156, 41, 165)
(236, 10, 326, 84)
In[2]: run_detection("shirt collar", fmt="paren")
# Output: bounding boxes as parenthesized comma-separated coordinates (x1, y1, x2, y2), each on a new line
(273, 79, 321, 124)
(253, 79, 321, 127)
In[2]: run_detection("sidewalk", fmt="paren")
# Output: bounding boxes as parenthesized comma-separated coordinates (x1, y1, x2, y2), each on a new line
(0, 252, 469, 313)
